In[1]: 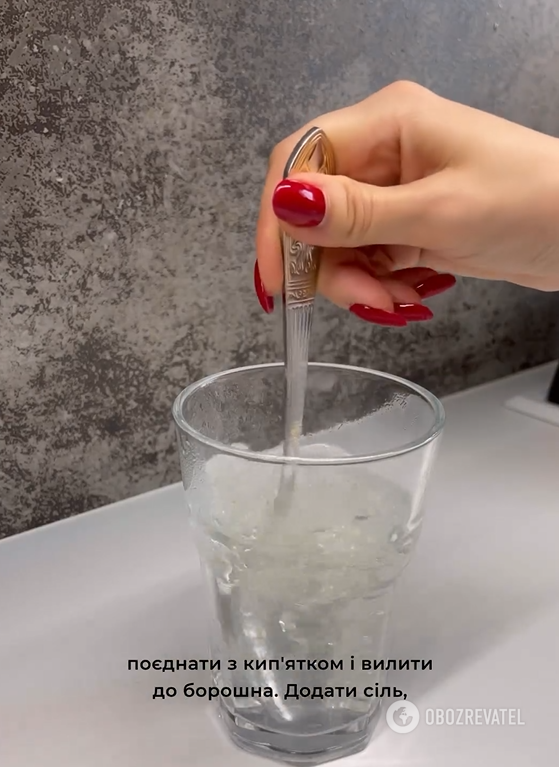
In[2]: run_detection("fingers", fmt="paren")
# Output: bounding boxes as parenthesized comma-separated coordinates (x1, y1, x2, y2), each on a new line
(255, 207, 283, 295)
(255, 170, 447, 296)
(384, 267, 438, 286)
(254, 81, 451, 310)
(255, 109, 361, 296)
(255, 116, 367, 295)
(317, 258, 433, 326)
(315, 250, 446, 325)
(254, 244, 457, 321)
(316, 252, 415, 312)
(255, 83, 431, 294)
(271, 171, 450, 250)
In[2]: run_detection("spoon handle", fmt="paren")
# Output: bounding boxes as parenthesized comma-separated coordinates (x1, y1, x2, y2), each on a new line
(281, 127, 336, 451)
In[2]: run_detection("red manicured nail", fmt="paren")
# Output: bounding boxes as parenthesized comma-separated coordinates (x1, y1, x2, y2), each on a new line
(254, 261, 274, 314)
(349, 304, 407, 326)
(272, 179, 326, 227)
(395, 303, 434, 321)
(415, 273, 456, 298)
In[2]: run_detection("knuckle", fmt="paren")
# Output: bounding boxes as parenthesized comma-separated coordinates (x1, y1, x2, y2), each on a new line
(342, 178, 375, 244)
(389, 79, 422, 97)
(386, 80, 430, 102)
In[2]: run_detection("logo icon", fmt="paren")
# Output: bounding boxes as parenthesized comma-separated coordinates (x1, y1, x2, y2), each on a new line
(386, 701, 420, 734)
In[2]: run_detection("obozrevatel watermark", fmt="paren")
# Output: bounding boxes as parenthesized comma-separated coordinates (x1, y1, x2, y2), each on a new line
(386, 701, 525, 733)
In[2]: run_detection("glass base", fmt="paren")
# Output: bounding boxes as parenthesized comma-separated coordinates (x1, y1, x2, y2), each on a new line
(218, 700, 381, 765)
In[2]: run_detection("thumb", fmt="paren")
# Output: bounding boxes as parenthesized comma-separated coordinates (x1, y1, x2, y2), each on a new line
(272, 171, 446, 249)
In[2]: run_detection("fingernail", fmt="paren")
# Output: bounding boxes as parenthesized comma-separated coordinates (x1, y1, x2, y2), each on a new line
(254, 261, 274, 314)
(349, 304, 407, 326)
(395, 303, 434, 321)
(415, 273, 456, 298)
(272, 179, 326, 228)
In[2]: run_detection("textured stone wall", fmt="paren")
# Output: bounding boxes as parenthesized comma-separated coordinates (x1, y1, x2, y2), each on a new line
(1, 0, 558, 537)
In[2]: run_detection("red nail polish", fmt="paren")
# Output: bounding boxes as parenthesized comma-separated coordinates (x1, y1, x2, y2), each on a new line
(254, 261, 274, 314)
(395, 303, 434, 321)
(272, 180, 326, 228)
(415, 273, 456, 299)
(349, 304, 407, 326)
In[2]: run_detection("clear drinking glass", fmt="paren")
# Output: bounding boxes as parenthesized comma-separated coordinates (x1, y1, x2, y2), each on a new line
(172, 362, 444, 764)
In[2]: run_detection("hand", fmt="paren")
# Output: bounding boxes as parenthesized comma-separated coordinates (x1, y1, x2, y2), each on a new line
(255, 81, 559, 325)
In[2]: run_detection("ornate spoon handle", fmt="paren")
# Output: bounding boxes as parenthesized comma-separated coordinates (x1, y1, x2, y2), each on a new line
(281, 127, 336, 452)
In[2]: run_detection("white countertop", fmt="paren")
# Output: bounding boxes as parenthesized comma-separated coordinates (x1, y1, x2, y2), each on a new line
(1, 363, 559, 767)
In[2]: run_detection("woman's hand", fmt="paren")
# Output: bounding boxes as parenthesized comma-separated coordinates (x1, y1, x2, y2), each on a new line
(255, 81, 559, 325)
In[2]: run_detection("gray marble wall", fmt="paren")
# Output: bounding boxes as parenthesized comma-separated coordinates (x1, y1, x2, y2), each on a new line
(1, 0, 558, 538)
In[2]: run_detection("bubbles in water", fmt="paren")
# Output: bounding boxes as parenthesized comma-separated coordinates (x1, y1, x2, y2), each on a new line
(190, 441, 423, 734)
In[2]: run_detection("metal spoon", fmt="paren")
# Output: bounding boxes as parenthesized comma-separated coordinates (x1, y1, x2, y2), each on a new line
(275, 126, 336, 513)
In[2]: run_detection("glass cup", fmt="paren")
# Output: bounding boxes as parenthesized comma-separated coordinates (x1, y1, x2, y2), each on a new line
(173, 362, 444, 764)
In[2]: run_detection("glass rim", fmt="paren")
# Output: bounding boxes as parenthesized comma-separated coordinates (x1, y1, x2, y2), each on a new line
(172, 362, 445, 465)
